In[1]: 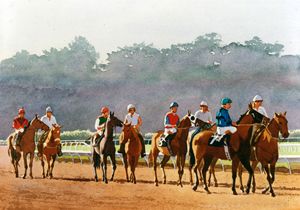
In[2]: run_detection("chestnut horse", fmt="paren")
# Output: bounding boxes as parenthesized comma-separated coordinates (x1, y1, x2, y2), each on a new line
(150, 111, 194, 187)
(191, 107, 265, 194)
(40, 124, 61, 179)
(7, 115, 49, 178)
(238, 112, 289, 197)
(92, 112, 123, 183)
(188, 118, 216, 186)
(120, 123, 142, 184)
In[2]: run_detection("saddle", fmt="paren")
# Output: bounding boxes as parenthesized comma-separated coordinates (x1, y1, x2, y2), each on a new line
(208, 134, 231, 160)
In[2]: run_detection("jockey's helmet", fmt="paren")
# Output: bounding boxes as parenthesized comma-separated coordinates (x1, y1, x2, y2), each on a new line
(169, 102, 179, 108)
(127, 104, 135, 111)
(18, 107, 25, 114)
(200, 101, 208, 107)
(101, 106, 109, 114)
(46, 106, 52, 113)
(221, 98, 232, 105)
(253, 95, 263, 102)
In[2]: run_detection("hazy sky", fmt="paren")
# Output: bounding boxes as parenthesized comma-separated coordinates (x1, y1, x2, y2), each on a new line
(1, 0, 300, 62)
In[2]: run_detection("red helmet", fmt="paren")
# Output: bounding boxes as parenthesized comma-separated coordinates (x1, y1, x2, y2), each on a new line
(18, 107, 25, 114)
(101, 106, 109, 114)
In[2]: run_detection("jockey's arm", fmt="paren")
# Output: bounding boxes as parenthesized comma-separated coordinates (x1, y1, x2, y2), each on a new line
(94, 118, 100, 131)
(136, 116, 142, 128)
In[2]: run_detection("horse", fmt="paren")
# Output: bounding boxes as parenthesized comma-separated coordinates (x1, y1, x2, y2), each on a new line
(191, 106, 265, 195)
(40, 124, 62, 179)
(92, 112, 123, 183)
(188, 118, 217, 186)
(119, 123, 142, 184)
(149, 111, 194, 187)
(7, 115, 49, 178)
(237, 112, 289, 197)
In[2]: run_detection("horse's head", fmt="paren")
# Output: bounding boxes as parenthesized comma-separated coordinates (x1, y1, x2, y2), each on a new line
(178, 110, 193, 128)
(108, 112, 123, 128)
(51, 124, 61, 141)
(30, 114, 49, 131)
(237, 104, 266, 124)
(122, 123, 132, 141)
(274, 112, 289, 139)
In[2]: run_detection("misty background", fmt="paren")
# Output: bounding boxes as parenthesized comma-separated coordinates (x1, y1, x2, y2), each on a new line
(0, 33, 299, 138)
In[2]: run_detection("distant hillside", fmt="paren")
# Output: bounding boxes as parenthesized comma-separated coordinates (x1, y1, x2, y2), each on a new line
(0, 33, 299, 138)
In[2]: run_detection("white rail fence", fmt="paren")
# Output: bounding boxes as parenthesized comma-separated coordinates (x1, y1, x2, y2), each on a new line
(1, 139, 300, 174)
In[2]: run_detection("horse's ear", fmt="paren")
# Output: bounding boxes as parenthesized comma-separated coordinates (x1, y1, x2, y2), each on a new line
(248, 103, 252, 109)
(188, 110, 191, 116)
(112, 112, 114, 116)
(274, 113, 279, 118)
(283, 111, 287, 116)
(35, 114, 38, 119)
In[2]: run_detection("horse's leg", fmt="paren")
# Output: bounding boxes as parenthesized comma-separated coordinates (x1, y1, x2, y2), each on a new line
(178, 155, 185, 187)
(198, 160, 203, 184)
(29, 152, 34, 179)
(41, 156, 45, 178)
(263, 164, 275, 197)
(231, 157, 239, 195)
(101, 155, 108, 184)
(251, 161, 259, 193)
(239, 157, 254, 194)
(49, 155, 56, 179)
(124, 153, 129, 182)
(46, 156, 51, 177)
(22, 153, 28, 179)
(202, 156, 213, 194)
(92, 151, 99, 182)
(110, 154, 117, 181)
(160, 155, 170, 185)
(238, 162, 244, 192)
(210, 158, 218, 187)
(152, 149, 159, 186)
(132, 156, 138, 184)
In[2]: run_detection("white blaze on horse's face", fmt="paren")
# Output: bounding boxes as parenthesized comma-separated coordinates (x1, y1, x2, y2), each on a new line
(188, 114, 196, 126)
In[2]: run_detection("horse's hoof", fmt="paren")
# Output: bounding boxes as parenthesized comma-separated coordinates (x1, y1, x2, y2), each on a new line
(192, 185, 198, 191)
(208, 182, 211, 187)
(95, 178, 98, 182)
(23, 176, 26, 179)
(127, 179, 130, 182)
(110, 178, 113, 182)
(214, 183, 218, 187)
(252, 188, 256, 193)
(262, 189, 268, 194)
(155, 182, 158, 187)
(30, 175, 33, 179)
(271, 192, 276, 197)
(232, 190, 238, 195)
(163, 180, 166, 184)
(240, 187, 245, 193)
(246, 188, 250, 194)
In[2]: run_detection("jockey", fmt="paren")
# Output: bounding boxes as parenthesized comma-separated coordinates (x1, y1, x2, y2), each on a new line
(38, 106, 62, 157)
(118, 104, 146, 158)
(214, 98, 237, 142)
(250, 95, 269, 145)
(13, 107, 29, 147)
(163, 102, 180, 156)
(252, 95, 268, 117)
(92, 106, 110, 147)
(191, 101, 213, 142)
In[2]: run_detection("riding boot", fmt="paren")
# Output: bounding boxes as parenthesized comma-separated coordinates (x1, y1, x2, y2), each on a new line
(165, 134, 175, 156)
(57, 143, 63, 157)
(117, 142, 125, 153)
(15, 133, 22, 147)
(37, 131, 48, 157)
(138, 133, 146, 158)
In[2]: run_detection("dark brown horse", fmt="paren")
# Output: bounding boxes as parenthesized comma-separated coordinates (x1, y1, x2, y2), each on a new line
(120, 123, 142, 184)
(92, 112, 123, 183)
(40, 124, 61, 179)
(191, 107, 264, 194)
(7, 115, 49, 178)
(238, 112, 289, 197)
(150, 111, 194, 187)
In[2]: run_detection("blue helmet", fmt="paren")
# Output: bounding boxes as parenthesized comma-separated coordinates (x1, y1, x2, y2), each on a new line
(169, 102, 179, 108)
(221, 97, 232, 105)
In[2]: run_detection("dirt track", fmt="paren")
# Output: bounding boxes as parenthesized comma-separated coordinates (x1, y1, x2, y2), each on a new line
(0, 146, 300, 210)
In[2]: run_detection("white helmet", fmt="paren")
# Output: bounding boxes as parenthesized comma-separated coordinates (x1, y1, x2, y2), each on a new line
(200, 101, 208, 106)
(46, 106, 53, 113)
(127, 104, 135, 111)
(252, 95, 263, 102)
